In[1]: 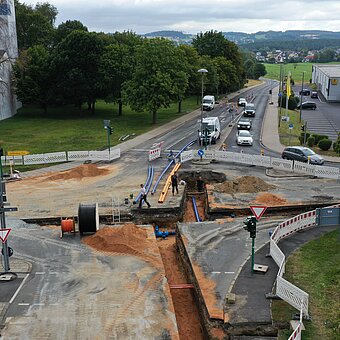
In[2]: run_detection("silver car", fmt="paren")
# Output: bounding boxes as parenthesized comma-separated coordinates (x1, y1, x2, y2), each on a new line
(236, 130, 253, 146)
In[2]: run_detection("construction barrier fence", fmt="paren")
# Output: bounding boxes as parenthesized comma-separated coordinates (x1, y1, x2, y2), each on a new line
(179, 149, 340, 180)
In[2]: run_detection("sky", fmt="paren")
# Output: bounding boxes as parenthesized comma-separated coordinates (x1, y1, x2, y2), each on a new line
(22, 0, 340, 35)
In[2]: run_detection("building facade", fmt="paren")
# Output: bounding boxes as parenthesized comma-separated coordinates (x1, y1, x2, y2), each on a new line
(312, 64, 340, 102)
(0, 0, 19, 120)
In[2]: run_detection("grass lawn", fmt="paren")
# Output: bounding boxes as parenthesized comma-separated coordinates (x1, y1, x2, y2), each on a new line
(272, 230, 340, 340)
(0, 97, 200, 155)
(264, 62, 339, 83)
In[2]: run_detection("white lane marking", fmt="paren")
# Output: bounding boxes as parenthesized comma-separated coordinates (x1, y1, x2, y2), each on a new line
(50, 303, 59, 306)
(49, 272, 58, 275)
(35, 272, 45, 275)
(9, 274, 29, 304)
(212, 271, 221, 274)
(224, 271, 235, 274)
(17, 303, 30, 306)
(32, 303, 45, 306)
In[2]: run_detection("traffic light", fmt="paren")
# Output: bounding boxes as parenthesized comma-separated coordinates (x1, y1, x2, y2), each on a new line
(107, 127, 112, 135)
(301, 125, 306, 132)
(243, 216, 257, 238)
(0, 148, 3, 157)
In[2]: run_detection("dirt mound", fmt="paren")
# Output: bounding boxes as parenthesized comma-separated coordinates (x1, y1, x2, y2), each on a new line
(214, 176, 275, 194)
(83, 224, 161, 268)
(252, 192, 288, 206)
(42, 164, 110, 181)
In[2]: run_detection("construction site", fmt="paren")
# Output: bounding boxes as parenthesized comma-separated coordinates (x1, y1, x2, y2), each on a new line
(1, 156, 339, 340)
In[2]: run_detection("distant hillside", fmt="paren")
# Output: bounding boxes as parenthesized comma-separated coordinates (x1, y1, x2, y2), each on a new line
(143, 30, 193, 39)
(142, 30, 340, 48)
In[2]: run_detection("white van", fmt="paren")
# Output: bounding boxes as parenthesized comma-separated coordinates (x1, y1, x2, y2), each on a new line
(199, 117, 221, 144)
(202, 95, 215, 111)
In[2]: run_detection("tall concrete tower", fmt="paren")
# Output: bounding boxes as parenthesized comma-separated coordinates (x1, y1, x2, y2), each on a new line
(0, 0, 19, 120)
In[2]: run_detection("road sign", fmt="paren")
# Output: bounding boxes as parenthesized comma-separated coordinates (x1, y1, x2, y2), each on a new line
(7, 151, 29, 156)
(250, 206, 267, 220)
(0, 228, 11, 243)
(198, 149, 204, 157)
(289, 123, 294, 130)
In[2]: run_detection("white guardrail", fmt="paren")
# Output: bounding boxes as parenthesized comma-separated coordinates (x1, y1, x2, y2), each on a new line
(1, 149, 120, 166)
(180, 149, 340, 180)
(270, 203, 340, 340)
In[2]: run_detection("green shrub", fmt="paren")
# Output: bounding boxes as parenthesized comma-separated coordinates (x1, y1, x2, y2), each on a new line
(307, 136, 315, 147)
(318, 139, 332, 151)
(278, 94, 299, 110)
(312, 134, 329, 144)
(299, 132, 310, 145)
(333, 133, 340, 154)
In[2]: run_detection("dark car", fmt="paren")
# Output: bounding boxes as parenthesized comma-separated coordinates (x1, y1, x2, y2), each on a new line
(311, 91, 318, 98)
(282, 146, 324, 165)
(299, 89, 311, 96)
(237, 117, 252, 130)
(297, 101, 317, 110)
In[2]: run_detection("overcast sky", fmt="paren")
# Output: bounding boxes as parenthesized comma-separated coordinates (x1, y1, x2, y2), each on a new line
(22, 0, 340, 34)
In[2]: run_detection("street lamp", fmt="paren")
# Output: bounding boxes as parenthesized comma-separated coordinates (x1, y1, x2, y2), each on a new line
(103, 120, 112, 158)
(197, 68, 208, 148)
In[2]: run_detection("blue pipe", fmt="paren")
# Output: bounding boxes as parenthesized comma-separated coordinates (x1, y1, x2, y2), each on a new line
(133, 165, 154, 204)
(192, 196, 201, 222)
(151, 139, 196, 195)
(154, 226, 176, 239)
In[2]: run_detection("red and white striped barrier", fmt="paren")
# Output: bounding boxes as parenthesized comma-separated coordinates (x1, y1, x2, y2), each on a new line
(148, 147, 161, 161)
(288, 323, 301, 340)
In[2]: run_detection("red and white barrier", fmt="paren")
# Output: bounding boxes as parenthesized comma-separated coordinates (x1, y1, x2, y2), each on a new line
(149, 147, 161, 161)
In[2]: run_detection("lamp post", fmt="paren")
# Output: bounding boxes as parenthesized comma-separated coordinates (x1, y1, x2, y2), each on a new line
(103, 120, 112, 158)
(197, 68, 208, 148)
(299, 71, 305, 123)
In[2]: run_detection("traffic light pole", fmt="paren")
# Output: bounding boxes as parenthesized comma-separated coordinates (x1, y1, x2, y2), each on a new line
(251, 237, 255, 275)
(107, 128, 111, 157)
(0, 179, 10, 272)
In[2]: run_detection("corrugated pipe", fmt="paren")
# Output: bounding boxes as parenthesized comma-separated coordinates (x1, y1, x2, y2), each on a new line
(151, 139, 196, 195)
(134, 165, 152, 204)
(192, 196, 201, 222)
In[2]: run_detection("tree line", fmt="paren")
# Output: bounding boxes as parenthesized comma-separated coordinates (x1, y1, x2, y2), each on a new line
(13, 1, 265, 123)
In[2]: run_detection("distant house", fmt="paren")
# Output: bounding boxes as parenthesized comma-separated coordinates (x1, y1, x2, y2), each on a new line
(312, 64, 340, 102)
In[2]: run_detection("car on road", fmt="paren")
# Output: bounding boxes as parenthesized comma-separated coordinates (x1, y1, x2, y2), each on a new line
(236, 130, 253, 146)
(243, 103, 256, 117)
(237, 117, 252, 130)
(299, 89, 311, 96)
(311, 91, 318, 99)
(297, 101, 317, 110)
(281, 146, 324, 165)
(238, 98, 247, 107)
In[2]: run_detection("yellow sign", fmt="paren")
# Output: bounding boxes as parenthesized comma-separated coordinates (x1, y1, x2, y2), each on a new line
(331, 79, 338, 85)
(7, 151, 30, 156)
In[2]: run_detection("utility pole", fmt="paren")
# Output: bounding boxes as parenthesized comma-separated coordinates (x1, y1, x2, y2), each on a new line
(198, 69, 208, 146)
(278, 64, 283, 127)
(299, 72, 305, 123)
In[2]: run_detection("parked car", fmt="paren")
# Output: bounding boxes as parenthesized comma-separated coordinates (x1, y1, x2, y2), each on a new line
(281, 146, 324, 165)
(243, 103, 256, 117)
(236, 130, 253, 146)
(238, 98, 247, 107)
(299, 89, 311, 96)
(237, 117, 252, 130)
(311, 91, 318, 98)
(297, 101, 317, 110)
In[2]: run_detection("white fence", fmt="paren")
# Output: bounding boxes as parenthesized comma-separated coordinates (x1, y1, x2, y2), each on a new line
(180, 149, 340, 180)
(1, 149, 120, 166)
(270, 203, 340, 339)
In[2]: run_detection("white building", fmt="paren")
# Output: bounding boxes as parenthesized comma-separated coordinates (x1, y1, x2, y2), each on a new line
(0, 0, 19, 120)
(312, 64, 340, 102)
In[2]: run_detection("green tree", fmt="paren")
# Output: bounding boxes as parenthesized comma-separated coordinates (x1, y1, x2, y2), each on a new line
(214, 57, 239, 94)
(15, 0, 55, 50)
(192, 30, 245, 89)
(254, 63, 266, 79)
(51, 31, 104, 112)
(54, 20, 88, 44)
(13, 45, 53, 112)
(34, 2, 58, 25)
(123, 38, 188, 124)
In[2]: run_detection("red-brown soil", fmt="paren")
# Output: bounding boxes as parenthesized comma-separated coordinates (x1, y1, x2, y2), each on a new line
(183, 195, 205, 222)
(252, 192, 288, 206)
